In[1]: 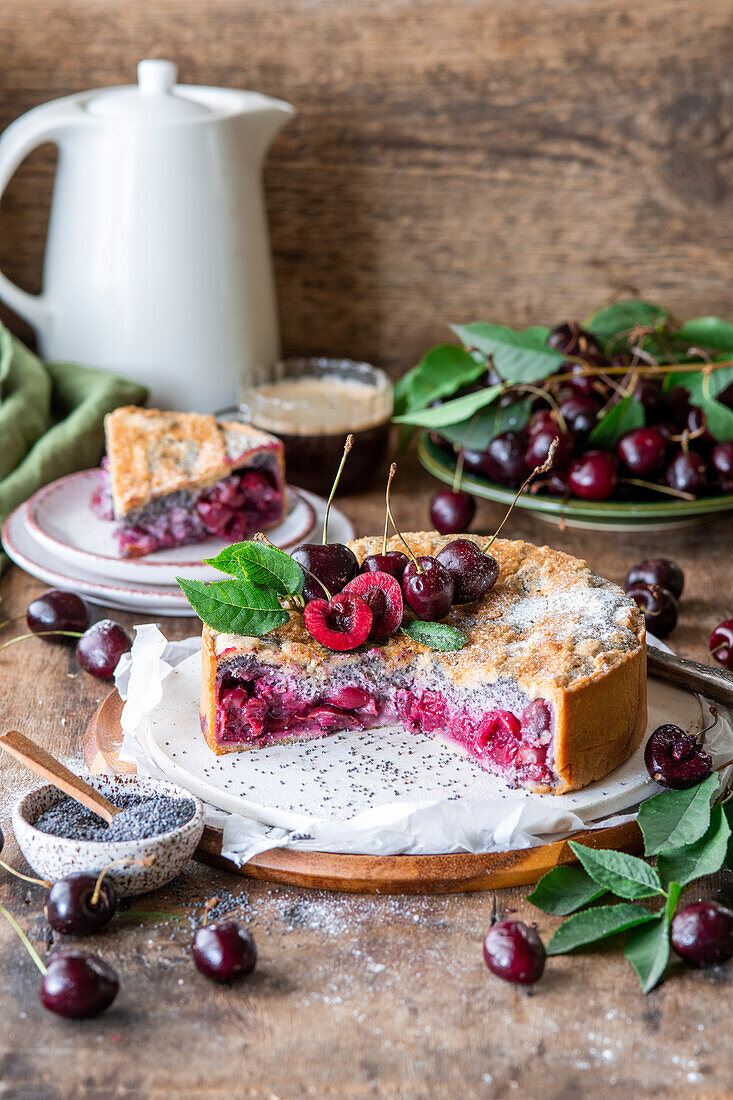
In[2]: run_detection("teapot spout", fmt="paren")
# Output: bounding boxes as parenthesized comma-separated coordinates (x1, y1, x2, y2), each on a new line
(240, 94, 295, 159)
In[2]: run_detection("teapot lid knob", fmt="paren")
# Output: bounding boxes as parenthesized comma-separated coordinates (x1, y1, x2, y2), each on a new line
(138, 60, 178, 96)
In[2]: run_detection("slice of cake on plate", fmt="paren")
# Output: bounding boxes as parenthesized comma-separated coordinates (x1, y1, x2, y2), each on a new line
(198, 533, 647, 795)
(95, 406, 286, 557)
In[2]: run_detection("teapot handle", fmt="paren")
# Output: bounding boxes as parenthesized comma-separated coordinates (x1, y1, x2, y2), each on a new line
(0, 103, 76, 333)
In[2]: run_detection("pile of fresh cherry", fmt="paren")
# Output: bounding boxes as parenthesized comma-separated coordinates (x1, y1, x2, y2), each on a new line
(293, 463, 499, 651)
(0, 834, 257, 1018)
(434, 320, 733, 504)
(0, 589, 133, 680)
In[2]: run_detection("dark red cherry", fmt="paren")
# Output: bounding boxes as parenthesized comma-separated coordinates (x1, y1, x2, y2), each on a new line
(626, 583, 678, 638)
(45, 873, 117, 935)
(526, 428, 574, 470)
(633, 378, 669, 422)
(719, 380, 733, 410)
(617, 428, 667, 476)
(40, 951, 119, 1018)
(712, 442, 733, 479)
(527, 410, 557, 438)
(671, 902, 733, 967)
(544, 467, 570, 496)
(292, 543, 359, 602)
(462, 448, 487, 477)
(429, 490, 476, 535)
(665, 449, 709, 495)
(192, 922, 257, 982)
(668, 386, 693, 428)
(402, 557, 455, 621)
(559, 396, 600, 440)
(547, 322, 601, 360)
(567, 451, 618, 501)
(710, 619, 733, 669)
(342, 571, 404, 642)
(625, 559, 684, 600)
(436, 540, 499, 604)
(26, 589, 89, 641)
(483, 920, 545, 986)
(76, 620, 132, 680)
(482, 432, 528, 487)
(360, 551, 409, 581)
(303, 591, 373, 651)
(644, 724, 712, 789)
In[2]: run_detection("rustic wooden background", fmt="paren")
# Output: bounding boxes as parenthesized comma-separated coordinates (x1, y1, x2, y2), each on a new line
(1, 0, 733, 377)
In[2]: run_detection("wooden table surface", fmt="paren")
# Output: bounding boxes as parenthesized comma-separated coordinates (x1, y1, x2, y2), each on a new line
(1, 454, 732, 1099)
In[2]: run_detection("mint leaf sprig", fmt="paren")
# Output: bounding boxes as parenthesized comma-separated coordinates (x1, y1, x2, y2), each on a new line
(177, 540, 305, 636)
(528, 773, 730, 993)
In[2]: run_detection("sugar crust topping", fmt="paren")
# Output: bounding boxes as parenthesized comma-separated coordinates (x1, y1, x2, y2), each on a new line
(212, 533, 645, 693)
(105, 406, 282, 516)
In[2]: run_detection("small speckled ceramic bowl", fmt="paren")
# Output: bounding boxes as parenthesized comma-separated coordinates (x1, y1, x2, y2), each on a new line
(13, 775, 205, 897)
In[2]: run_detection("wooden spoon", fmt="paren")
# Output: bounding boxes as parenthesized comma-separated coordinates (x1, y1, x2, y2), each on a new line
(0, 729, 121, 824)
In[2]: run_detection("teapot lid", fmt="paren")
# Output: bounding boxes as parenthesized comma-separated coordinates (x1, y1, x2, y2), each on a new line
(86, 60, 213, 121)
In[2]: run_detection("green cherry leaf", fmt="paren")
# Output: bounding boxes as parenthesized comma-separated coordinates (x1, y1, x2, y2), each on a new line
(587, 394, 645, 450)
(568, 843, 662, 900)
(676, 316, 733, 353)
(204, 541, 304, 597)
(526, 864, 607, 916)
(586, 300, 669, 346)
(699, 395, 733, 443)
(624, 884, 680, 994)
(436, 398, 532, 452)
(450, 322, 562, 384)
(546, 903, 658, 956)
(656, 804, 731, 888)
(724, 799, 733, 870)
(638, 773, 719, 857)
(176, 576, 290, 636)
(393, 345, 488, 416)
(400, 620, 468, 652)
(393, 385, 503, 428)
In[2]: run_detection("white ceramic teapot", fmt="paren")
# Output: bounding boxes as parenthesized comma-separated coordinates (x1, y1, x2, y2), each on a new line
(0, 60, 293, 410)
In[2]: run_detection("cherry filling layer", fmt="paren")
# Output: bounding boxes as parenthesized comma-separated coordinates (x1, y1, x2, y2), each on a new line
(95, 461, 285, 557)
(214, 665, 555, 789)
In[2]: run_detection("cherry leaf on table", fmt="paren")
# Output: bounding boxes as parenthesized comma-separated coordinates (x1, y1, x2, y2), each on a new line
(401, 620, 468, 651)
(546, 904, 658, 956)
(587, 394, 645, 450)
(392, 344, 488, 416)
(393, 385, 503, 428)
(450, 322, 562, 384)
(204, 541, 304, 597)
(638, 773, 719, 857)
(624, 884, 681, 994)
(526, 864, 607, 916)
(176, 576, 290, 636)
(656, 804, 731, 889)
(568, 842, 662, 900)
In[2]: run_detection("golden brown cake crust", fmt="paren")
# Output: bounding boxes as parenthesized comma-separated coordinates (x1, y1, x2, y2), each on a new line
(105, 406, 284, 517)
(202, 533, 647, 793)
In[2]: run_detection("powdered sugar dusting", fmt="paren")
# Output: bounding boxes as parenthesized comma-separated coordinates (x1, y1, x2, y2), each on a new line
(501, 581, 636, 645)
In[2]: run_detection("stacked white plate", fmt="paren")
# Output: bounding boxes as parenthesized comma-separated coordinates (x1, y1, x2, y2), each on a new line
(2, 470, 355, 616)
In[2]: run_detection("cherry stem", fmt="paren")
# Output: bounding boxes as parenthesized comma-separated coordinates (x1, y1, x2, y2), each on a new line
(322, 434, 354, 544)
(0, 614, 25, 631)
(384, 463, 420, 570)
(715, 756, 733, 774)
(202, 896, 219, 927)
(91, 855, 156, 908)
(0, 860, 50, 888)
(382, 464, 396, 555)
(483, 439, 558, 553)
(0, 903, 46, 975)
(618, 477, 695, 502)
(0, 630, 83, 652)
(451, 448, 467, 494)
(710, 643, 728, 657)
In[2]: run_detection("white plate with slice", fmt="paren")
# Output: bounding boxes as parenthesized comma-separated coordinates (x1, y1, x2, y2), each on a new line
(23, 470, 318, 584)
(2, 493, 355, 617)
(140, 650, 732, 831)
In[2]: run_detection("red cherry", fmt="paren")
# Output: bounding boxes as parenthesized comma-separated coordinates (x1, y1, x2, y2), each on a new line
(710, 618, 733, 669)
(402, 557, 455, 621)
(644, 724, 712, 789)
(671, 902, 733, 967)
(193, 922, 257, 981)
(303, 592, 373, 651)
(568, 451, 618, 501)
(360, 551, 409, 580)
(429, 490, 476, 535)
(342, 570, 404, 642)
(40, 951, 119, 1018)
(483, 920, 545, 985)
(617, 428, 668, 476)
(526, 429, 574, 470)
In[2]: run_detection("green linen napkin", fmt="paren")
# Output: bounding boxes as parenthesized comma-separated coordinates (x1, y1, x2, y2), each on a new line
(0, 324, 148, 573)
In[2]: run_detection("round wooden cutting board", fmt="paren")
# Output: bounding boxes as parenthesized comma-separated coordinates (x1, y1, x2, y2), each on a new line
(85, 690, 641, 894)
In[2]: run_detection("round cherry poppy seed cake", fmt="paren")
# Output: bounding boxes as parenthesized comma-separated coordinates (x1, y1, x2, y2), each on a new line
(200, 534, 647, 794)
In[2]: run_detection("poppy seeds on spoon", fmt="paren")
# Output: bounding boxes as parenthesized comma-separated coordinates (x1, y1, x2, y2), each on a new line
(34, 793, 196, 842)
